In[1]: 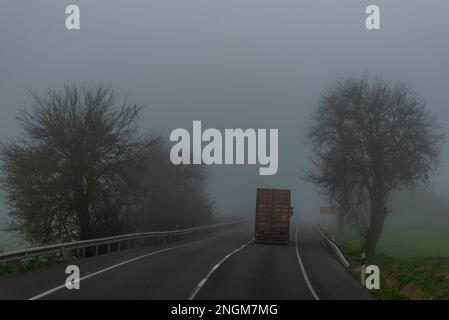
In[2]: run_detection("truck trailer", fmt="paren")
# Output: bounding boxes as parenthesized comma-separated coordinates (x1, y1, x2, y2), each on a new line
(254, 188, 292, 244)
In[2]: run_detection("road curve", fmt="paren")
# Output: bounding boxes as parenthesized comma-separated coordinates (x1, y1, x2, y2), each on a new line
(0, 222, 373, 300)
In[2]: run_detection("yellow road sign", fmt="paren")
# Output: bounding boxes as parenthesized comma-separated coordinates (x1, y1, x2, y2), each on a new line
(320, 206, 337, 214)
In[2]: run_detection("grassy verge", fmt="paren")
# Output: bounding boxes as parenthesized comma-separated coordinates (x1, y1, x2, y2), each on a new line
(0, 254, 79, 277)
(340, 247, 449, 299)
(323, 211, 449, 299)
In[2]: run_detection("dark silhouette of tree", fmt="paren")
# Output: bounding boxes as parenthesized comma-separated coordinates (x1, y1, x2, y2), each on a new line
(128, 141, 213, 232)
(0, 85, 150, 244)
(0, 84, 214, 245)
(306, 75, 444, 254)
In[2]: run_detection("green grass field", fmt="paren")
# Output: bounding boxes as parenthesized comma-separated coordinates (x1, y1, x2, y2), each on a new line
(332, 213, 449, 257)
(0, 230, 27, 254)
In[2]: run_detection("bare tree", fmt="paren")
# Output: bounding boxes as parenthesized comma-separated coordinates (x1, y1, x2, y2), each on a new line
(0, 84, 214, 245)
(306, 75, 444, 254)
(0, 85, 150, 244)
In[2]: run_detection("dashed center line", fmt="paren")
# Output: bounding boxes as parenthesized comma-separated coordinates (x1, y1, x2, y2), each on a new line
(188, 239, 254, 300)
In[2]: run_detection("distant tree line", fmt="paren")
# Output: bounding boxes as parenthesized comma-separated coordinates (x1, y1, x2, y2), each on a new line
(0, 85, 213, 245)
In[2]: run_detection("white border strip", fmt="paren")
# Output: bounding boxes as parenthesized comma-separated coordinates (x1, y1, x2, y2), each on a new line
(188, 239, 253, 300)
(295, 226, 320, 300)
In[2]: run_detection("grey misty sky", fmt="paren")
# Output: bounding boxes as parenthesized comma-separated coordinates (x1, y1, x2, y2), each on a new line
(0, 0, 448, 220)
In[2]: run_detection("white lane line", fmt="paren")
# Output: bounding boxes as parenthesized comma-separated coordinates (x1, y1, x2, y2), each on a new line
(188, 239, 254, 300)
(29, 234, 223, 300)
(295, 226, 320, 300)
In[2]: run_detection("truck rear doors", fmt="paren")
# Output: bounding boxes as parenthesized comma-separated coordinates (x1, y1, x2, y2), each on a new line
(254, 188, 291, 244)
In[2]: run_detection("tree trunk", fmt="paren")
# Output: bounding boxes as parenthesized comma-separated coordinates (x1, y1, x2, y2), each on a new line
(77, 198, 91, 240)
(363, 193, 387, 255)
(79, 213, 91, 240)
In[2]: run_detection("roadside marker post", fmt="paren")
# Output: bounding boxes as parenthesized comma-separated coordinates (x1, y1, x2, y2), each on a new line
(361, 252, 366, 287)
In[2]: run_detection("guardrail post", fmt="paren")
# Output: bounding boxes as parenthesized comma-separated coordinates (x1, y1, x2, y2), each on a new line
(94, 246, 99, 256)
(118, 241, 121, 251)
(14, 259, 21, 274)
(107, 244, 111, 254)
(49, 253, 56, 265)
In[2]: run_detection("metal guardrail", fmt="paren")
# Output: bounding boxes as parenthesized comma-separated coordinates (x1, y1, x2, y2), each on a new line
(0, 220, 243, 273)
(315, 224, 351, 271)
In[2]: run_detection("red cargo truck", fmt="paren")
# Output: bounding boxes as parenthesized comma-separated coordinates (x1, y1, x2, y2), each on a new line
(254, 188, 292, 244)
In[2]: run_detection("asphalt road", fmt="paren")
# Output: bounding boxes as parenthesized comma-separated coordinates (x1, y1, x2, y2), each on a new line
(0, 222, 374, 300)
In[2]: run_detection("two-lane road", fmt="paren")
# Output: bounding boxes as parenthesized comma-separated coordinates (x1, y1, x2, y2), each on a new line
(0, 222, 373, 300)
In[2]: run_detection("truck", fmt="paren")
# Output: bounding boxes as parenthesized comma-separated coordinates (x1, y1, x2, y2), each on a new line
(254, 188, 293, 244)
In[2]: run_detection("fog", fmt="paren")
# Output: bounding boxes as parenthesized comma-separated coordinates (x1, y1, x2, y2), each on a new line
(1, 0, 449, 225)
